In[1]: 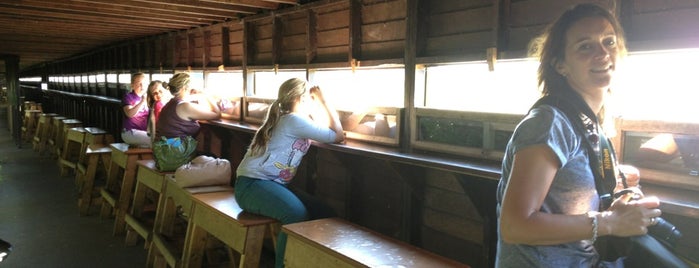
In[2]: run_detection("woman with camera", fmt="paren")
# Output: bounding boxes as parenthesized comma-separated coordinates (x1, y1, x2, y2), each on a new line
(495, 4, 663, 267)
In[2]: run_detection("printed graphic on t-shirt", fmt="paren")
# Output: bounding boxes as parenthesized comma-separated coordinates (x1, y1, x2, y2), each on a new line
(274, 138, 311, 182)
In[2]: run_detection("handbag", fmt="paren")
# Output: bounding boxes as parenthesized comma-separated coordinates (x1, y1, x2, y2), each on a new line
(152, 136, 198, 172)
(174, 155, 231, 188)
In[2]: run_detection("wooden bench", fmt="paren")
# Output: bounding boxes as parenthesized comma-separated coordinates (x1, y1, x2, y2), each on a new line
(45, 116, 67, 157)
(76, 144, 112, 216)
(54, 119, 82, 158)
(32, 113, 58, 155)
(58, 127, 86, 176)
(21, 109, 42, 143)
(148, 178, 234, 267)
(282, 217, 470, 268)
(124, 159, 175, 247)
(100, 143, 153, 236)
(181, 191, 278, 268)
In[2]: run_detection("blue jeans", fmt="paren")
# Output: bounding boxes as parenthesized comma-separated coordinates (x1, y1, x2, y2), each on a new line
(234, 176, 335, 268)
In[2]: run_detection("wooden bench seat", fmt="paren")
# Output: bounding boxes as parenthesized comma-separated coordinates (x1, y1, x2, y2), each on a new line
(282, 217, 470, 268)
(76, 144, 112, 216)
(182, 190, 278, 268)
(100, 143, 153, 236)
(124, 159, 175, 247)
(148, 177, 234, 267)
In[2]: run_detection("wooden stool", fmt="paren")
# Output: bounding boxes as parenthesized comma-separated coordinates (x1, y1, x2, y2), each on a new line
(124, 159, 175, 247)
(100, 143, 153, 236)
(21, 109, 42, 143)
(75, 128, 114, 185)
(282, 218, 470, 268)
(182, 191, 278, 268)
(58, 127, 87, 177)
(55, 119, 83, 158)
(32, 113, 58, 155)
(77, 144, 112, 216)
(46, 116, 67, 155)
(148, 177, 234, 267)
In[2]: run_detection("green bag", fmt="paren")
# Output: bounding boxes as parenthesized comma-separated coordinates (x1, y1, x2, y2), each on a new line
(152, 136, 198, 172)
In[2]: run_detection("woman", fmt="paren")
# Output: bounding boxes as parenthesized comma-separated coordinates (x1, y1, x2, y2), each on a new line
(496, 4, 661, 267)
(155, 73, 221, 140)
(235, 78, 344, 267)
(120, 72, 150, 147)
(146, 80, 171, 142)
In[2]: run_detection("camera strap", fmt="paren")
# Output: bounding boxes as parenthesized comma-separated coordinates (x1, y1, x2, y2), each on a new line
(530, 90, 618, 210)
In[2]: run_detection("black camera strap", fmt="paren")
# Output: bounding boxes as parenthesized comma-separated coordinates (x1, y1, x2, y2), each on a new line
(530, 90, 618, 210)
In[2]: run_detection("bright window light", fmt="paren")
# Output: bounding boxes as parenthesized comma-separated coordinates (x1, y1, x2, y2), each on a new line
(312, 68, 405, 111)
(252, 70, 306, 98)
(107, 74, 118, 83)
(119, 73, 131, 84)
(183, 71, 204, 91)
(19, 77, 41, 82)
(206, 72, 243, 99)
(422, 60, 540, 114)
(96, 74, 105, 83)
(88, 75, 97, 83)
(151, 73, 173, 84)
(613, 48, 699, 123)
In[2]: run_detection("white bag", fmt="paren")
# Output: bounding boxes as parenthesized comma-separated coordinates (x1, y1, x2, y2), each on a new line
(174, 155, 232, 188)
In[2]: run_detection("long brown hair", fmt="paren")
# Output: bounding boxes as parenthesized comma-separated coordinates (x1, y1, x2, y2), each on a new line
(531, 3, 627, 96)
(529, 3, 627, 123)
(248, 78, 308, 156)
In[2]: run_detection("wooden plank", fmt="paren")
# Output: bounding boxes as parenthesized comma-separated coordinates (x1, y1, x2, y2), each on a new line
(317, 9, 349, 31)
(428, 7, 494, 37)
(361, 20, 406, 42)
(361, 0, 406, 24)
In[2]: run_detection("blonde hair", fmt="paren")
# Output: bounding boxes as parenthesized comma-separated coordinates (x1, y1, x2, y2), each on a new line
(248, 78, 308, 156)
(167, 73, 191, 96)
(131, 72, 145, 84)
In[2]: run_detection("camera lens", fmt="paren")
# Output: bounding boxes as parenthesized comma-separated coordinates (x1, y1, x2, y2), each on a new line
(648, 217, 682, 247)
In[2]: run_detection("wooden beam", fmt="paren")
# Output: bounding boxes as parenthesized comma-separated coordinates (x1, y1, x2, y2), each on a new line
(306, 9, 317, 64)
(198, 0, 279, 9)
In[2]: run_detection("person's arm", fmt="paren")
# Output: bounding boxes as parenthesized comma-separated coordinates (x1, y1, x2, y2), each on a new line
(499, 145, 661, 245)
(123, 93, 147, 118)
(310, 86, 344, 143)
(176, 96, 221, 121)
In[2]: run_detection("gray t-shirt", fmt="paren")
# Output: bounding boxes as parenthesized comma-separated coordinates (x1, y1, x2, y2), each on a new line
(495, 105, 622, 268)
(236, 113, 338, 184)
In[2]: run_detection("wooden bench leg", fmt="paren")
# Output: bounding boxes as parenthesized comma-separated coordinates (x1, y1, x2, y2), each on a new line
(78, 153, 101, 216)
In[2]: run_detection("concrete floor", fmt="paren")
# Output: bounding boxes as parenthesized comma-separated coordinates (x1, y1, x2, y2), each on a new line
(0, 109, 147, 267)
(0, 107, 276, 268)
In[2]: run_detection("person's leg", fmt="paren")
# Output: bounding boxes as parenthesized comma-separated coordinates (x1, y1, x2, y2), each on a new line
(121, 129, 151, 148)
(290, 187, 337, 219)
(234, 177, 308, 268)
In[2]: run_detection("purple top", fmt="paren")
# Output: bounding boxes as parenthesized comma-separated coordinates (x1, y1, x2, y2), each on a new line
(121, 91, 149, 131)
(155, 97, 200, 139)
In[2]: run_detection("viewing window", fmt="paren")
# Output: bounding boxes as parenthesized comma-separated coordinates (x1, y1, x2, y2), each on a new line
(206, 71, 244, 99)
(118, 73, 131, 85)
(249, 70, 306, 98)
(613, 48, 699, 124)
(418, 60, 540, 114)
(311, 68, 405, 110)
(151, 73, 173, 84)
(185, 71, 204, 91)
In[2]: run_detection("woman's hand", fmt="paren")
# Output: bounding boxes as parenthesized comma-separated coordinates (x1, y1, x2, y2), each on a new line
(309, 86, 325, 103)
(600, 192, 661, 237)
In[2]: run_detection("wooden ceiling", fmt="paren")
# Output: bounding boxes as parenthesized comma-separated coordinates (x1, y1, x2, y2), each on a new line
(0, 0, 302, 73)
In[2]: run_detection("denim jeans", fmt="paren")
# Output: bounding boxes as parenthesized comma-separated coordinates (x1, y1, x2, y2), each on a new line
(234, 176, 335, 268)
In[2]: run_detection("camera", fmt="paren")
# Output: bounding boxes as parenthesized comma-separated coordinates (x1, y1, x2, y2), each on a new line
(648, 217, 682, 248)
(611, 188, 683, 248)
